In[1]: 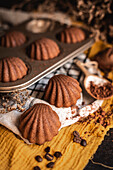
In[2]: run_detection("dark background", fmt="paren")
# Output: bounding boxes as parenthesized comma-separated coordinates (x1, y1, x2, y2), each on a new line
(0, 0, 113, 43)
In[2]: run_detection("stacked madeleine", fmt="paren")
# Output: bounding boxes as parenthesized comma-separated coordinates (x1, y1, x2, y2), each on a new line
(19, 74, 82, 145)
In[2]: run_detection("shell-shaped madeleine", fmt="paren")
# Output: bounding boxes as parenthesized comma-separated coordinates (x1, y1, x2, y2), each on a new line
(43, 74, 82, 107)
(0, 31, 26, 47)
(19, 103, 61, 145)
(91, 47, 113, 72)
(27, 38, 60, 60)
(0, 57, 28, 82)
(57, 27, 85, 43)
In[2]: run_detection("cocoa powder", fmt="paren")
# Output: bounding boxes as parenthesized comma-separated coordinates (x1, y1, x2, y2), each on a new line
(79, 107, 112, 128)
(89, 81, 113, 99)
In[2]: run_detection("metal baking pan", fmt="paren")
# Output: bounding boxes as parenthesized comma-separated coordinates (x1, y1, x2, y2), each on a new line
(0, 19, 94, 92)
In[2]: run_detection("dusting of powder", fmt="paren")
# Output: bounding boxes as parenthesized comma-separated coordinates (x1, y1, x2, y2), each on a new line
(0, 95, 103, 144)
(32, 95, 103, 129)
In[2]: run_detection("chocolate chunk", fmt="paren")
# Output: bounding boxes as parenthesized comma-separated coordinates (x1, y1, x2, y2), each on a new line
(84, 131, 87, 134)
(80, 139, 87, 146)
(82, 101, 85, 105)
(89, 81, 113, 99)
(73, 137, 81, 143)
(73, 131, 80, 137)
(45, 153, 54, 161)
(35, 155, 43, 162)
(34, 166, 41, 170)
(45, 146, 50, 153)
(54, 151, 62, 158)
(46, 162, 55, 168)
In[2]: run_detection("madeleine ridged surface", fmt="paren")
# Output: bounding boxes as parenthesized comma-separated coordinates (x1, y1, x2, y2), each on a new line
(27, 38, 60, 60)
(0, 57, 28, 82)
(0, 31, 26, 47)
(19, 103, 61, 145)
(44, 74, 82, 107)
(57, 27, 85, 43)
(91, 47, 113, 72)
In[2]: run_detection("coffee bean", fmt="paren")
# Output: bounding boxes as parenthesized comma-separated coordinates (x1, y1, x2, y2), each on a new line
(35, 155, 43, 162)
(45, 146, 50, 153)
(54, 151, 62, 158)
(73, 131, 80, 137)
(45, 153, 54, 161)
(84, 131, 87, 134)
(80, 139, 87, 146)
(46, 162, 55, 168)
(73, 137, 81, 143)
(34, 166, 41, 170)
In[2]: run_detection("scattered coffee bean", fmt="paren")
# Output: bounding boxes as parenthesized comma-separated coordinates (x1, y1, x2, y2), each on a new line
(34, 166, 41, 170)
(46, 162, 55, 168)
(73, 131, 80, 137)
(45, 153, 54, 161)
(35, 155, 43, 162)
(54, 151, 62, 158)
(45, 146, 50, 153)
(80, 139, 87, 146)
(73, 137, 81, 143)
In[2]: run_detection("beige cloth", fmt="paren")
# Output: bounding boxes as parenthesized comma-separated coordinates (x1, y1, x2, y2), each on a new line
(0, 96, 103, 144)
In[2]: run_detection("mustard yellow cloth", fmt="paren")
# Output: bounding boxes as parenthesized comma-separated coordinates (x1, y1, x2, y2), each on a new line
(0, 41, 113, 170)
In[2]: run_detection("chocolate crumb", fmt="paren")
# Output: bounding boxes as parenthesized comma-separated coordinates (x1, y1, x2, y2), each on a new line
(84, 131, 87, 134)
(89, 81, 113, 99)
(79, 106, 112, 128)
(0, 90, 30, 114)
(82, 101, 85, 105)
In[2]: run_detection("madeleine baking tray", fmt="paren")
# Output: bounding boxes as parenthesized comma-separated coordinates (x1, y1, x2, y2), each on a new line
(0, 19, 95, 92)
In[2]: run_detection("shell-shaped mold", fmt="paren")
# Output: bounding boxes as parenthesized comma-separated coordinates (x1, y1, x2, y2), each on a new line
(43, 74, 82, 107)
(0, 31, 26, 47)
(57, 27, 85, 43)
(27, 38, 60, 60)
(0, 57, 28, 82)
(19, 103, 61, 145)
